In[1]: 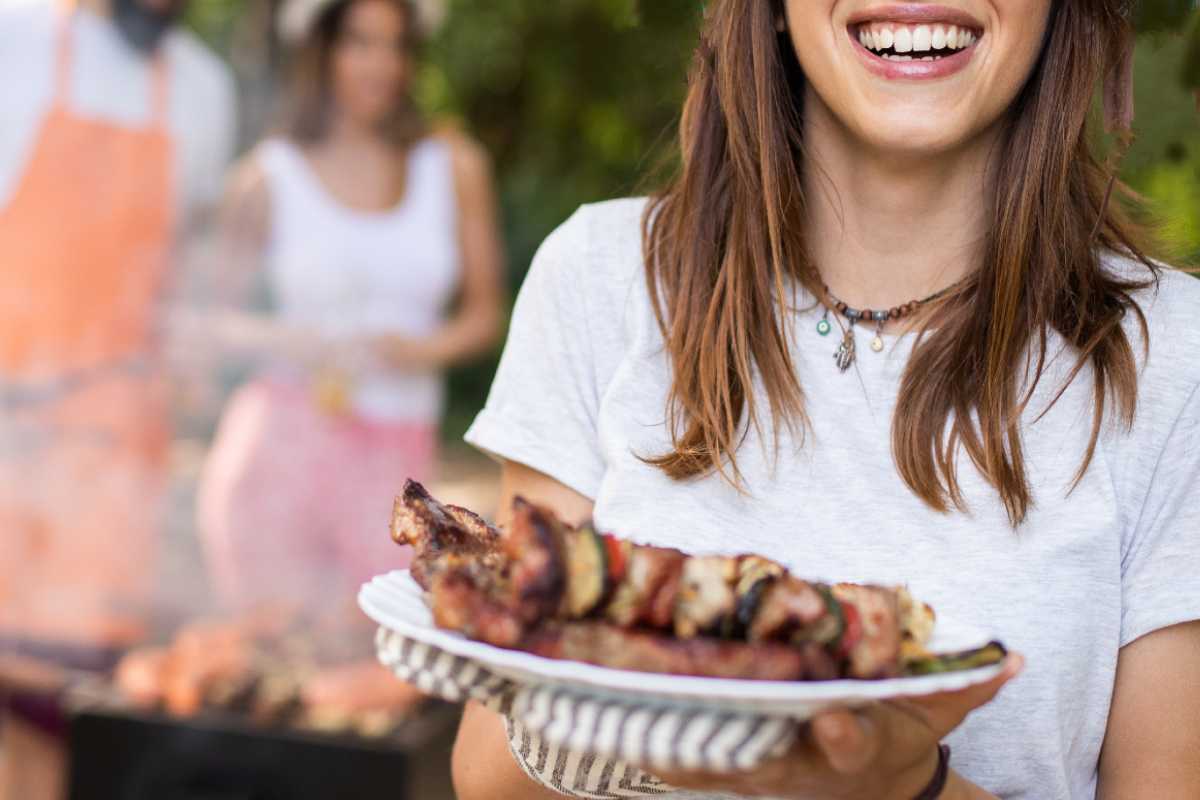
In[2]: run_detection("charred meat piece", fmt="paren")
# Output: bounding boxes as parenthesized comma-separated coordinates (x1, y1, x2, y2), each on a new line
(604, 545, 687, 628)
(502, 499, 570, 624)
(429, 569, 527, 649)
(747, 576, 828, 643)
(525, 622, 810, 681)
(831, 584, 902, 679)
(391, 480, 504, 589)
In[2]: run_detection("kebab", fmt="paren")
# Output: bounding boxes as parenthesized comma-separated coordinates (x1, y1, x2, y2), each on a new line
(392, 481, 1003, 681)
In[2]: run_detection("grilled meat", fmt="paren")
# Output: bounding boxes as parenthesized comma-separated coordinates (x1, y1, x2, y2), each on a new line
(391, 480, 504, 590)
(501, 499, 569, 624)
(747, 575, 827, 643)
(525, 623, 812, 681)
(391, 482, 995, 681)
(831, 584, 902, 679)
(604, 545, 686, 628)
(429, 569, 526, 649)
(673, 556, 738, 638)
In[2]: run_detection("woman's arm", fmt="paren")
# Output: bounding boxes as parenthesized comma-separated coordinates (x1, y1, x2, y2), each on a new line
(454, 699, 569, 800)
(451, 460, 594, 800)
(374, 131, 506, 370)
(1098, 620, 1200, 799)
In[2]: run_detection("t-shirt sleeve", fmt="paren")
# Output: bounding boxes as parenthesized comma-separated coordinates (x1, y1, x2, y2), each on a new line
(465, 209, 608, 499)
(1119, 380, 1200, 648)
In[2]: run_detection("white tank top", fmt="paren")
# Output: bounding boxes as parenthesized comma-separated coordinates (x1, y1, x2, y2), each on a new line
(257, 137, 460, 424)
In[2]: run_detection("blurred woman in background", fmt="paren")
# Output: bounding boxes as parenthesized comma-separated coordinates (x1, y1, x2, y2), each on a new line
(184, 0, 503, 704)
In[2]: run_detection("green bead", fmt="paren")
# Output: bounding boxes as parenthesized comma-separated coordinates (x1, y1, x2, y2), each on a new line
(816, 318, 832, 336)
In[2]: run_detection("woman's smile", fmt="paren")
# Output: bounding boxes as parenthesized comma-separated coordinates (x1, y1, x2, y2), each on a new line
(785, 0, 1050, 155)
(848, 4, 984, 79)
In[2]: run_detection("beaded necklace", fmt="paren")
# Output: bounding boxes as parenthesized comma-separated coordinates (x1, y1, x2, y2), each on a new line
(817, 283, 957, 372)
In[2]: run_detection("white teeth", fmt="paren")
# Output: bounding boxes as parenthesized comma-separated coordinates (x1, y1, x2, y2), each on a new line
(860, 22, 978, 54)
(911, 25, 932, 52)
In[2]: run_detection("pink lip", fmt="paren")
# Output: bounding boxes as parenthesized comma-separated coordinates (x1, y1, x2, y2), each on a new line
(846, 4, 984, 30)
(847, 4, 984, 81)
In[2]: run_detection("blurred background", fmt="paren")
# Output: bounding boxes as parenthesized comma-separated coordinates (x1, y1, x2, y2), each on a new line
(0, 0, 1196, 798)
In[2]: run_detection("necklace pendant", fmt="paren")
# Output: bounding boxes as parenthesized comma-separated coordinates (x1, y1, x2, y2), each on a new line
(833, 329, 856, 372)
(870, 335, 885, 353)
(816, 318, 832, 336)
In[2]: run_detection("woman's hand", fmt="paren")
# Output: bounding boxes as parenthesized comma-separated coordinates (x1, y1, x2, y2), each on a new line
(368, 333, 437, 371)
(649, 653, 1023, 800)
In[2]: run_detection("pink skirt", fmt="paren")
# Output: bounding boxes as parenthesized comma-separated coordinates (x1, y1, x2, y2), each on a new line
(197, 378, 429, 613)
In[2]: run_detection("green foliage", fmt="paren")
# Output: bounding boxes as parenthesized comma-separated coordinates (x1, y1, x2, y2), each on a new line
(417, 0, 701, 278)
(417, 0, 703, 438)
(1134, 0, 1197, 33)
(1182, 11, 1200, 90)
(1123, 33, 1200, 261)
(184, 0, 241, 53)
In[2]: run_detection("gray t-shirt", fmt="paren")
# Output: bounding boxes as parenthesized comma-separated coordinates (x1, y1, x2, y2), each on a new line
(465, 198, 1200, 799)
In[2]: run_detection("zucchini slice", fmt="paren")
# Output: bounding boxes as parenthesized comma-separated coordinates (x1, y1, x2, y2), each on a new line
(799, 584, 845, 647)
(903, 641, 1008, 675)
(562, 524, 609, 618)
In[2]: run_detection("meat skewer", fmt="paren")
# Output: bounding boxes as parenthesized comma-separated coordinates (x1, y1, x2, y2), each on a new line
(390, 480, 1001, 681)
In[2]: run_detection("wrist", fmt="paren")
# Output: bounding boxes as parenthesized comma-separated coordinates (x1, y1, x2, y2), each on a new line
(885, 744, 945, 800)
(939, 770, 995, 800)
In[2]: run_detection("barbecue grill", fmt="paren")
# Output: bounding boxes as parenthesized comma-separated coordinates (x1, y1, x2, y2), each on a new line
(64, 685, 458, 800)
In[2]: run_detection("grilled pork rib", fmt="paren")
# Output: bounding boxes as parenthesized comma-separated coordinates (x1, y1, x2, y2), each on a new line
(390, 480, 505, 590)
(391, 480, 960, 681)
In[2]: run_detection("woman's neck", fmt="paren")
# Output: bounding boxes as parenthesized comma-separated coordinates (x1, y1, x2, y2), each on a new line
(321, 114, 394, 155)
(78, 0, 110, 15)
(801, 86, 998, 310)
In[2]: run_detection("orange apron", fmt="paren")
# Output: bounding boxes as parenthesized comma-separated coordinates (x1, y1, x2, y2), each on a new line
(0, 7, 174, 648)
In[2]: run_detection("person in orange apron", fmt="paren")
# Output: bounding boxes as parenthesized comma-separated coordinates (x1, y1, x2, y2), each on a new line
(0, 2, 178, 797)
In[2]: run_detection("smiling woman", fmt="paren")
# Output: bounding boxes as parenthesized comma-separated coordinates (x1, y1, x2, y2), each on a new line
(449, 1, 1200, 799)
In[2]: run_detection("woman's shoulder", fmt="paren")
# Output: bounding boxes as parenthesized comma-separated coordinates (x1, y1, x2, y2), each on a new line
(425, 126, 491, 177)
(1104, 252, 1200, 380)
(1099, 252, 1200, 447)
(509, 198, 654, 361)
(535, 197, 652, 288)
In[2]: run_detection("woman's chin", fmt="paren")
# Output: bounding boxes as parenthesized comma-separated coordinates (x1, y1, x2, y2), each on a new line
(846, 114, 980, 160)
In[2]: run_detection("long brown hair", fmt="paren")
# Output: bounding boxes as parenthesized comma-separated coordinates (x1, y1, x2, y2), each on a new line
(643, 0, 1155, 525)
(284, 0, 425, 147)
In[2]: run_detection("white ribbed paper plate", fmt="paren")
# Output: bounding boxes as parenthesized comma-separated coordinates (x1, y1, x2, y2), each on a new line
(359, 569, 1004, 717)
